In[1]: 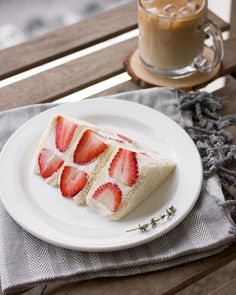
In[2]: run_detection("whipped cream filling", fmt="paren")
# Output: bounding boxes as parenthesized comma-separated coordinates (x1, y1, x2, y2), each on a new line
(44, 125, 58, 153)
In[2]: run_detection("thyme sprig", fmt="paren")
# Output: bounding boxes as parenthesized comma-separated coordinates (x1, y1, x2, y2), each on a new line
(127, 206, 176, 233)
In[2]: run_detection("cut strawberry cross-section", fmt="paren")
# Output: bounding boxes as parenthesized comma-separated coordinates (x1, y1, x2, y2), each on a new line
(73, 129, 107, 165)
(38, 148, 64, 179)
(109, 148, 139, 186)
(55, 116, 78, 153)
(60, 166, 88, 198)
(93, 182, 122, 212)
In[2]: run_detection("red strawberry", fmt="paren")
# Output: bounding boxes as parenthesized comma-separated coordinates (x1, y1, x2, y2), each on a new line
(73, 130, 107, 165)
(38, 148, 64, 179)
(117, 133, 133, 143)
(60, 166, 88, 198)
(109, 148, 139, 186)
(55, 116, 78, 152)
(93, 183, 122, 212)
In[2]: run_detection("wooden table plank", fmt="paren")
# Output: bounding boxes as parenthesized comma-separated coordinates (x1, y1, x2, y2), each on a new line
(1, 34, 236, 112)
(208, 10, 229, 33)
(44, 245, 236, 295)
(230, 0, 236, 36)
(0, 1, 138, 80)
(95, 80, 140, 97)
(0, 4, 229, 81)
(216, 79, 236, 143)
(219, 36, 236, 76)
(0, 38, 138, 111)
(208, 278, 236, 295)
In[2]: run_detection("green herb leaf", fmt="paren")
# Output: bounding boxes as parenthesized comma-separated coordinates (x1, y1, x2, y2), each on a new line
(126, 206, 177, 233)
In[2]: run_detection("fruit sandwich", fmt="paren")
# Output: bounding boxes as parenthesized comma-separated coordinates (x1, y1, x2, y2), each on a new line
(35, 114, 175, 220)
(34, 114, 141, 199)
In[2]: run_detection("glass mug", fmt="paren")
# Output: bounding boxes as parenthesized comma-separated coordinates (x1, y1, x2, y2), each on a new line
(138, 0, 224, 78)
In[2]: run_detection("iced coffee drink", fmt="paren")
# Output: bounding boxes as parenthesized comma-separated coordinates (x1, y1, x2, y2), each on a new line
(138, 0, 223, 77)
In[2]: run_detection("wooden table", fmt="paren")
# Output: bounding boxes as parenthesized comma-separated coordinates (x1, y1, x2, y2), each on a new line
(0, 2, 235, 294)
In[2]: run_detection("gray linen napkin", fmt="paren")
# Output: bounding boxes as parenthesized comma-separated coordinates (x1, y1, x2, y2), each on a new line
(0, 88, 235, 294)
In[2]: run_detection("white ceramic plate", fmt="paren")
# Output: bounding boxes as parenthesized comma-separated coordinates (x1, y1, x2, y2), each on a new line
(0, 99, 203, 252)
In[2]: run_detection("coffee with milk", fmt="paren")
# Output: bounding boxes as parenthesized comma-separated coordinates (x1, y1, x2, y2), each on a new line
(138, 0, 223, 77)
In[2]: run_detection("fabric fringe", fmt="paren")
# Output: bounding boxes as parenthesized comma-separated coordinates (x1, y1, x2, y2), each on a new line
(178, 89, 236, 220)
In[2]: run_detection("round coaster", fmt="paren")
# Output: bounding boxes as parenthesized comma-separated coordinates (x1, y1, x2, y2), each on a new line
(124, 48, 220, 90)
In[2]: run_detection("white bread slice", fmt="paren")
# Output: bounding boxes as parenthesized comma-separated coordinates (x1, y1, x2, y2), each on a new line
(86, 148, 175, 220)
(34, 114, 84, 186)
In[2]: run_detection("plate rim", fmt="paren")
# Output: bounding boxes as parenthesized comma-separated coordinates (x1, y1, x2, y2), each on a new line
(0, 98, 203, 251)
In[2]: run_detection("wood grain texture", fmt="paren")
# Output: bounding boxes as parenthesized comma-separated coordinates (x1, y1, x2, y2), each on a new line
(230, 0, 236, 36)
(0, 5, 229, 81)
(208, 11, 229, 33)
(44, 245, 236, 295)
(0, 1, 138, 80)
(208, 278, 236, 295)
(0, 38, 138, 111)
(218, 36, 236, 76)
(1, 34, 236, 112)
(216, 79, 236, 144)
(95, 80, 140, 97)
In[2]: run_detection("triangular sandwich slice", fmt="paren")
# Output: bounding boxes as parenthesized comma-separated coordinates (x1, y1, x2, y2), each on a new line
(86, 147, 175, 220)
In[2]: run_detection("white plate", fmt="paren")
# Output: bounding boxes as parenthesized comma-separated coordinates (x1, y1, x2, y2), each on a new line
(0, 98, 203, 252)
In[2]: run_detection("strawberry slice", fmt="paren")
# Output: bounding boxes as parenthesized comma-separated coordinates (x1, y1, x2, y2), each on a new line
(55, 116, 78, 152)
(117, 133, 134, 144)
(93, 182, 122, 212)
(60, 166, 88, 198)
(38, 148, 64, 179)
(109, 148, 139, 186)
(73, 130, 107, 165)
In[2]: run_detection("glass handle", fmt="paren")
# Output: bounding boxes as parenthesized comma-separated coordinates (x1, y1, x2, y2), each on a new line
(195, 20, 224, 73)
